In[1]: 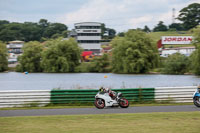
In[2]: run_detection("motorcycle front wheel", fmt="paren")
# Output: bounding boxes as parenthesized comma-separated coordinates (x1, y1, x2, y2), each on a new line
(94, 99, 105, 109)
(193, 96, 200, 107)
(119, 98, 129, 108)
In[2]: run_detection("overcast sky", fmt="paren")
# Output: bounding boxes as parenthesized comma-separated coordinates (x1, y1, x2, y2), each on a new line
(0, 0, 199, 32)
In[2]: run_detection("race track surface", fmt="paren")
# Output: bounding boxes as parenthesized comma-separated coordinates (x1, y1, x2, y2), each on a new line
(0, 105, 199, 117)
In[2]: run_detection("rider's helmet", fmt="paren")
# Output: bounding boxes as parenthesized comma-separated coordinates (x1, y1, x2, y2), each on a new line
(99, 87, 104, 92)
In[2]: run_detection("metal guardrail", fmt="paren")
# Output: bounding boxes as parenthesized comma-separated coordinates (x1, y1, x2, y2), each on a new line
(50, 88, 155, 104)
(155, 86, 197, 103)
(0, 90, 51, 108)
(0, 86, 197, 108)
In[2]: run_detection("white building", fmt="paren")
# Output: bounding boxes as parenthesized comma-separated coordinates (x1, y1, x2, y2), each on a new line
(160, 47, 195, 57)
(74, 22, 102, 54)
(7, 40, 24, 63)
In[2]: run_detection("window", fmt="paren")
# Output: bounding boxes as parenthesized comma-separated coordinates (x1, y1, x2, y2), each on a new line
(75, 26, 101, 29)
(78, 40, 100, 43)
(77, 33, 100, 36)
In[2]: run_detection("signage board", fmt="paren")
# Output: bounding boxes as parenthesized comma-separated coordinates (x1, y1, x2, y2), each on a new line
(76, 29, 101, 33)
(161, 36, 193, 44)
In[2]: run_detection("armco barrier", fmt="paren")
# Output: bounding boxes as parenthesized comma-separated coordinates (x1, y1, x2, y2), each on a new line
(50, 88, 155, 104)
(155, 86, 196, 103)
(0, 90, 51, 108)
(0, 86, 197, 108)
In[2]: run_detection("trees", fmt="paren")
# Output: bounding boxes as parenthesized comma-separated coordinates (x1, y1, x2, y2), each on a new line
(101, 23, 107, 37)
(117, 32, 125, 37)
(41, 38, 81, 72)
(0, 42, 8, 72)
(177, 3, 200, 30)
(153, 21, 168, 32)
(89, 54, 111, 72)
(38, 19, 49, 28)
(162, 53, 189, 74)
(0, 22, 24, 42)
(168, 23, 184, 31)
(0, 20, 9, 25)
(107, 28, 116, 39)
(189, 50, 200, 75)
(16, 38, 82, 73)
(111, 30, 159, 74)
(143, 25, 151, 33)
(0, 19, 68, 42)
(101, 23, 116, 39)
(16, 41, 43, 72)
(43, 23, 68, 38)
(188, 26, 200, 75)
(21, 22, 42, 42)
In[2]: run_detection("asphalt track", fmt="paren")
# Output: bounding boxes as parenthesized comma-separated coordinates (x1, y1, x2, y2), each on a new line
(0, 105, 199, 117)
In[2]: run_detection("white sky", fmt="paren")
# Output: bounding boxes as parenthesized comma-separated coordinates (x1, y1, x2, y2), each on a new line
(0, 0, 199, 32)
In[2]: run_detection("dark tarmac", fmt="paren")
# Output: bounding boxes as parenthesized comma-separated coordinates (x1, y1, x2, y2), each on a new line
(0, 105, 199, 117)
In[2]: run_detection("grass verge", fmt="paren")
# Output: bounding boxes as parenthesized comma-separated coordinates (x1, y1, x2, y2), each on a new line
(0, 112, 199, 133)
(147, 31, 192, 42)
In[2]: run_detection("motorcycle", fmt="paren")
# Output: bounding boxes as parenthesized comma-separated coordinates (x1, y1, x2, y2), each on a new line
(94, 91, 129, 109)
(193, 86, 200, 107)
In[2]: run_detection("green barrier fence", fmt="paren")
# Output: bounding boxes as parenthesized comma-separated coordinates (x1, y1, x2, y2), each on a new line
(50, 88, 155, 104)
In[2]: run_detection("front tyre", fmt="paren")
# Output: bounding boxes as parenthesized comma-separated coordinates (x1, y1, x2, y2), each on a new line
(119, 98, 129, 108)
(94, 99, 105, 109)
(193, 96, 200, 107)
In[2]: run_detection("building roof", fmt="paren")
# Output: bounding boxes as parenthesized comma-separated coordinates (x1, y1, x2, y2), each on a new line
(75, 22, 102, 26)
(81, 51, 93, 57)
(9, 40, 24, 44)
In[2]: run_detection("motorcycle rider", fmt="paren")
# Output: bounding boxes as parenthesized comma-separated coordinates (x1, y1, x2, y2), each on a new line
(99, 87, 116, 100)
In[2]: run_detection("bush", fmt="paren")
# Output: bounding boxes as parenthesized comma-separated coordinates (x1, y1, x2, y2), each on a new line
(0, 42, 8, 72)
(88, 54, 111, 72)
(162, 53, 189, 74)
(189, 26, 200, 75)
(75, 62, 92, 72)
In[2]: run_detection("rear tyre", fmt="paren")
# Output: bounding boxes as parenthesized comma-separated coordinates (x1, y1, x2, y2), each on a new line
(119, 98, 129, 108)
(193, 96, 200, 107)
(94, 99, 105, 109)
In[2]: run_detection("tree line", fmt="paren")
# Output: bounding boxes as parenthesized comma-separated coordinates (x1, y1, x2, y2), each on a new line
(15, 38, 81, 73)
(0, 19, 116, 42)
(1, 27, 200, 75)
(0, 19, 68, 42)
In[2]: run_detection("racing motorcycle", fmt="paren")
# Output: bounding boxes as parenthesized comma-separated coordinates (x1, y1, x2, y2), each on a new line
(193, 86, 200, 107)
(94, 90, 129, 109)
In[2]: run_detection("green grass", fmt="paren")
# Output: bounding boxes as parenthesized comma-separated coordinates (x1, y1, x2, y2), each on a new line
(148, 31, 193, 42)
(0, 112, 199, 133)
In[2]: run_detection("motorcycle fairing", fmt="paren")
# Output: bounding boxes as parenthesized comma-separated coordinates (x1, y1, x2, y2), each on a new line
(193, 91, 200, 98)
(95, 92, 118, 106)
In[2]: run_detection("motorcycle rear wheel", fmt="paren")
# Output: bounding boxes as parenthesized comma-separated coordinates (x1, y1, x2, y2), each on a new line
(94, 99, 105, 109)
(119, 98, 129, 108)
(193, 96, 200, 107)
